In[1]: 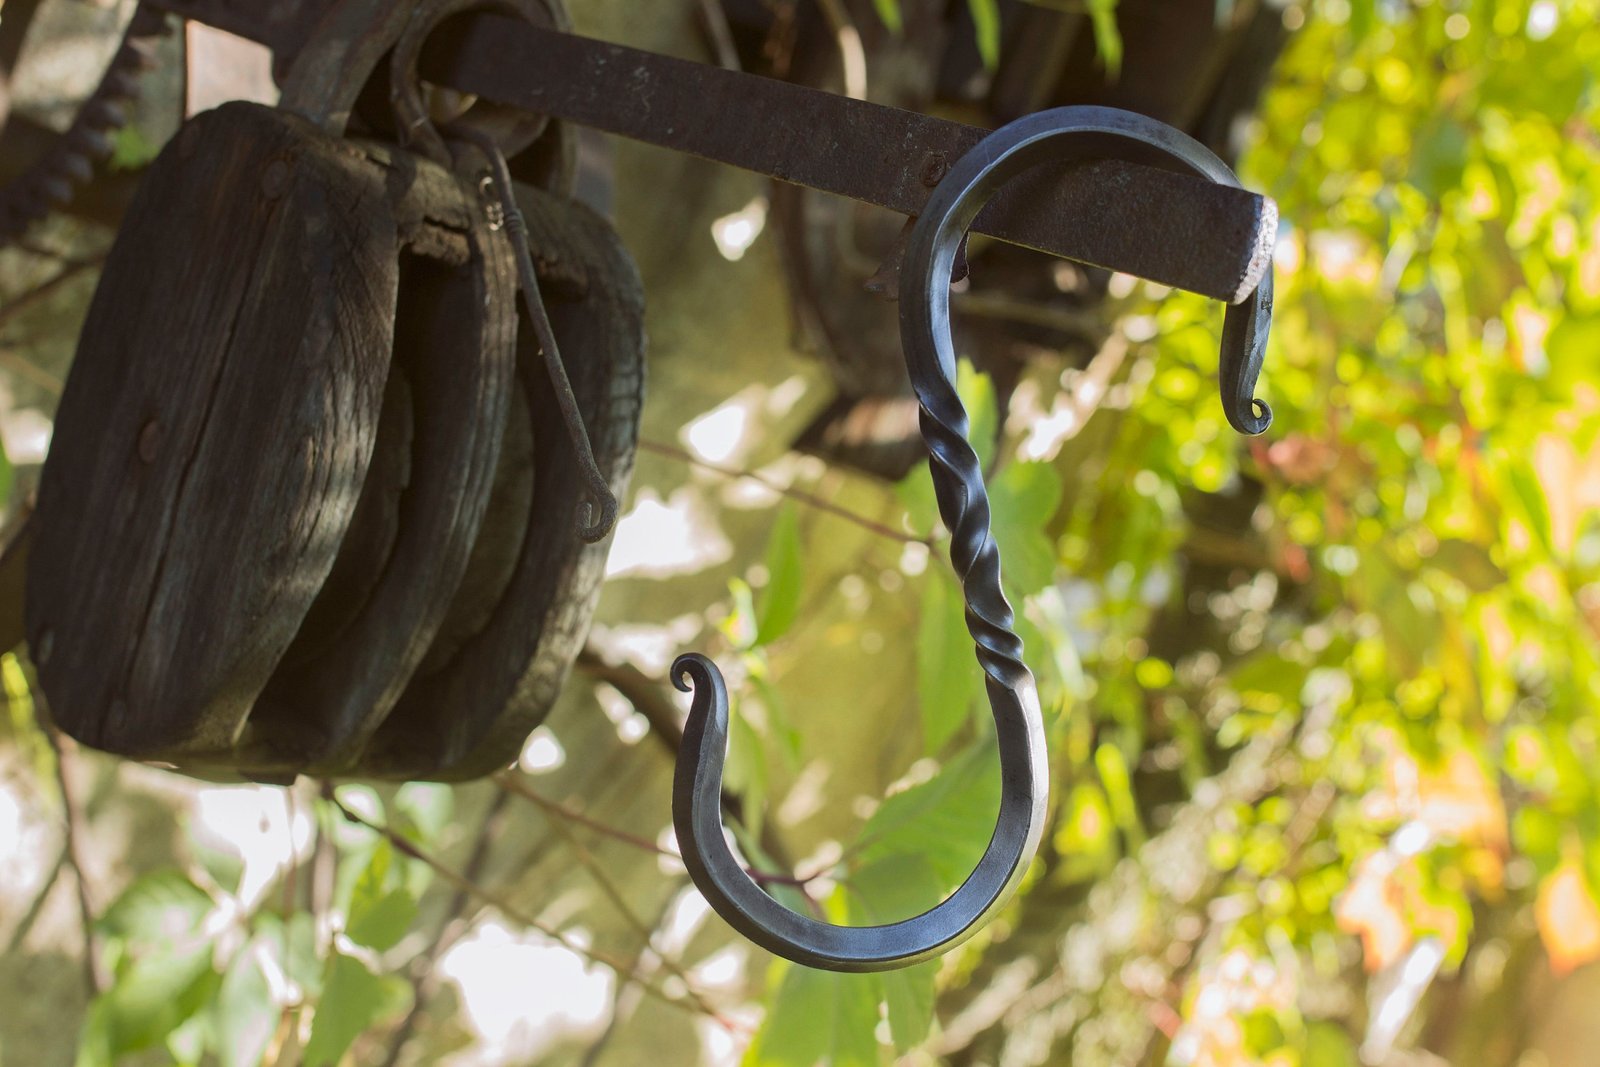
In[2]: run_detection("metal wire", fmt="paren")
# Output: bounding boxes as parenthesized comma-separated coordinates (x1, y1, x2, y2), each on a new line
(451, 124, 619, 543)
(670, 105, 1275, 973)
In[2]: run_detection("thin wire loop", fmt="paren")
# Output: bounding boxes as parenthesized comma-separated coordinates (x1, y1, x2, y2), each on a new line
(450, 124, 619, 542)
(671, 105, 1274, 972)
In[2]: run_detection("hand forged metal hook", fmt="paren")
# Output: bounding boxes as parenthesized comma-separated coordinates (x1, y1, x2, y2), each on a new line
(672, 106, 1275, 973)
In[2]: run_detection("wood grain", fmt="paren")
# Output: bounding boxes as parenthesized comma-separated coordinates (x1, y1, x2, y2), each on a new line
(25, 101, 475, 761)
(363, 183, 645, 781)
(243, 156, 520, 775)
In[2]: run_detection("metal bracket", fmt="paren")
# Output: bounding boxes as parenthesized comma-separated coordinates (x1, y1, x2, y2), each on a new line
(136, 0, 1275, 304)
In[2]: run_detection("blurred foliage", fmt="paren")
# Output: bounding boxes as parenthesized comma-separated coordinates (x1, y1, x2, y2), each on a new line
(873, 0, 1123, 73)
(6, 0, 1600, 1065)
(738, 0, 1600, 1063)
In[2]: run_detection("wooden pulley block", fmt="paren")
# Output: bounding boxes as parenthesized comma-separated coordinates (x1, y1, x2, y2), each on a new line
(24, 0, 623, 780)
(363, 182, 644, 782)
(243, 182, 644, 782)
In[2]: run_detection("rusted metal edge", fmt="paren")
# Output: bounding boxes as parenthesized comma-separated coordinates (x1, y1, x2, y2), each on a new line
(139, 0, 1275, 303)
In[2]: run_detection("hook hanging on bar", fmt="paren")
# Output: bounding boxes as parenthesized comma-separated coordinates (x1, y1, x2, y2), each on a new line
(671, 105, 1275, 973)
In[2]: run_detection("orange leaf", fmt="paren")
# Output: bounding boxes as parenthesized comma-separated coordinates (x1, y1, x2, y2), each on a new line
(1536, 861, 1600, 976)
(1336, 855, 1411, 972)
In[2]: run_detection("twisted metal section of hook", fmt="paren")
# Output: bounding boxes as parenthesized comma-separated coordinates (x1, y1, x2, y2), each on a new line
(451, 124, 619, 542)
(671, 105, 1275, 973)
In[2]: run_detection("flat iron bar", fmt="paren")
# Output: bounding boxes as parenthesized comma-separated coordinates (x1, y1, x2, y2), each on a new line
(140, 0, 1275, 303)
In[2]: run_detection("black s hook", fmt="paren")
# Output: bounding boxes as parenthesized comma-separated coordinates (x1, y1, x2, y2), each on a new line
(671, 106, 1275, 973)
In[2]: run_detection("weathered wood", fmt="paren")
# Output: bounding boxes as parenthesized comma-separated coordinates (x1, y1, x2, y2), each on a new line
(243, 166, 521, 775)
(363, 183, 645, 781)
(25, 101, 479, 760)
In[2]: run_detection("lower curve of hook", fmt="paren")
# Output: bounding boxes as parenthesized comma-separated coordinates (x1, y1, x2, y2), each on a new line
(671, 652, 1047, 972)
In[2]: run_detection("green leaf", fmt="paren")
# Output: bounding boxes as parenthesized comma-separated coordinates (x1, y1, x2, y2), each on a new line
(872, 0, 903, 34)
(110, 125, 160, 171)
(349, 838, 399, 921)
(166, 1012, 208, 1067)
(845, 855, 942, 1051)
(1410, 119, 1469, 200)
(856, 742, 1000, 888)
(304, 953, 410, 1067)
(347, 888, 418, 953)
(97, 869, 216, 949)
(743, 963, 880, 1067)
(75, 1000, 114, 1067)
(755, 504, 804, 647)
(1303, 1021, 1360, 1067)
(989, 461, 1063, 597)
(0, 433, 13, 512)
(957, 360, 1000, 472)
(1094, 743, 1144, 848)
(968, 0, 1002, 70)
(1506, 462, 1555, 556)
(1429, 538, 1506, 592)
(1086, 0, 1122, 77)
(213, 946, 277, 1067)
(896, 464, 940, 537)
(98, 942, 219, 1056)
(918, 572, 983, 753)
(1051, 782, 1117, 883)
(1547, 315, 1600, 375)
(258, 911, 322, 999)
(723, 699, 769, 842)
(393, 782, 454, 844)
(1348, 0, 1375, 41)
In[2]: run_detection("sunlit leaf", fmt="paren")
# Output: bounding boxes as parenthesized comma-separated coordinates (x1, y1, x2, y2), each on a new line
(871, 0, 902, 34)
(1051, 782, 1117, 883)
(1086, 0, 1122, 77)
(213, 946, 276, 1067)
(967, 0, 1001, 71)
(755, 504, 804, 646)
(743, 962, 880, 1067)
(97, 942, 219, 1056)
(1303, 1021, 1360, 1067)
(845, 855, 942, 1050)
(347, 888, 418, 953)
(1429, 538, 1506, 592)
(1536, 860, 1600, 976)
(393, 782, 454, 844)
(97, 869, 216, 949)
(1093, 743, 1144, 848)
(1507, 462, 1555, 556)
(957, 359, 999, 473)
(989, 461, 1063, 598)
(918, 572, 983, 753)
(110, 125, 160, 171)
(856, 741, 1000, 888)
(303, 953, 410, 1067)
(1336, 855, 1412, 973)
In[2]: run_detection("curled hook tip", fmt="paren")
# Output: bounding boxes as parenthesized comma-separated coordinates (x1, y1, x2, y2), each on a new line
(671, 652, 718, 693)
(1231, 397, 1273, 436)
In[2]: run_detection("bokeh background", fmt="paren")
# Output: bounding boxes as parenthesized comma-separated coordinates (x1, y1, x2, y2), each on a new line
(2, 0, 1599, 1064)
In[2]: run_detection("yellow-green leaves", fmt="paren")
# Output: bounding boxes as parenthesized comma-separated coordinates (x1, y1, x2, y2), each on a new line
(968, 0, 1002, 70)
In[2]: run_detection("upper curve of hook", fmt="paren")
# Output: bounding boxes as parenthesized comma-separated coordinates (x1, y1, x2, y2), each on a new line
(669, 105, 1276, 974)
